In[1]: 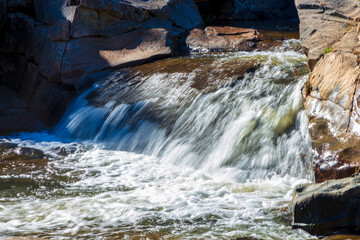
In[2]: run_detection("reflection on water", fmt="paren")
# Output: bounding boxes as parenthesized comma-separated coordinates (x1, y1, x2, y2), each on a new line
(0, 39, 314, 239)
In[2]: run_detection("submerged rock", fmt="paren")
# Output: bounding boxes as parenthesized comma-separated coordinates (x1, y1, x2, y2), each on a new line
(293, 175, 360, 235)
(0, 142, 48, 174)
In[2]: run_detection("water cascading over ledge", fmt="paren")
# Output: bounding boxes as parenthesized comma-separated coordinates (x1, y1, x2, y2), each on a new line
(56, 41, 312, 182)
(0, 37, 316, 239)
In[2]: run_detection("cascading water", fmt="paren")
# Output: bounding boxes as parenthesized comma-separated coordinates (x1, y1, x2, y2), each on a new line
(0, 39, 314, 239)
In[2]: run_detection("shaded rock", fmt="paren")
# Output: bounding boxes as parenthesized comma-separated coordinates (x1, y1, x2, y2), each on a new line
(307, 118, 360, 183)
(0, 0, 6, 33)
(0, 0, 203, 135)
(70, 6, 140, 38)
(33, 0, 68, 24)
(7, 0, 35, 15)
(186, 26, 259, 52)
(47, 19, 70, 42)
(292, 175, 360, 235)
(0, 86, 41, 135)
(62, 28, 178, 85)
(196, 0, 298, 22)
(81, 0, 203, 30)
(70, 0, 202, 38)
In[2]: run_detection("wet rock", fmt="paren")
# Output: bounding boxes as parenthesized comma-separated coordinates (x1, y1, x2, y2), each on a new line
(306, 117, 360, 182)
(321, 235, 360, 240)
(0, 142, 48, 174)
(186, 26, 259, 52)
(292, 175, 360, 235)
(298, 0, 360, 181)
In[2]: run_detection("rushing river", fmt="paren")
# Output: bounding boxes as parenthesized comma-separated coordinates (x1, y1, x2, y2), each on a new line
(0, 39, 315, 239)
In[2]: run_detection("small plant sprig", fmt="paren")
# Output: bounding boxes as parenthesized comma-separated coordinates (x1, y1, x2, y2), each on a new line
(323, 46, 333, 54)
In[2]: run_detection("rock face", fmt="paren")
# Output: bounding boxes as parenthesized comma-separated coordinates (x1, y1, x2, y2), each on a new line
(0, 0, 203, 131)
(0, 86, 41, 135)
(296, 0, 360, 182)
(195, 0, 299, 22)
(292, 175, 360, 235)
(186, 26, 259, 51)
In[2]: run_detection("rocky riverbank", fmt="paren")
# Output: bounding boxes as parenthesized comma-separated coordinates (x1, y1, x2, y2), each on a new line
(0, 0, 298, 135)
(296, 0, 360, 182)
(292, 0, 360, 237)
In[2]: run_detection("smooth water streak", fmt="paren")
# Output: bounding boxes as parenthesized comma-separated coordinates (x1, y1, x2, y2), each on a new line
(0, 40, 314, 239)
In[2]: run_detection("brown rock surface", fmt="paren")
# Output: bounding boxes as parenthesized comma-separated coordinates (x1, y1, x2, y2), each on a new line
(297, 0, 360, 181)
(321, 235, 360, 240)
(186, 26, 259, 51)
(0, 141, 48, 174)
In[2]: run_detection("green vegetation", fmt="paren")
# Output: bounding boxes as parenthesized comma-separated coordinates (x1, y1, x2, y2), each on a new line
(323, 46, 333, 54)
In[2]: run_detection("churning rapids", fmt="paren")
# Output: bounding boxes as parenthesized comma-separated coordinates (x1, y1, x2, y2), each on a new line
(1, 39, 315, 239)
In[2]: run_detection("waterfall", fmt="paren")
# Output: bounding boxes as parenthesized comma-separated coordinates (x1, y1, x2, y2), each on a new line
(56, 42, 313, 182)
(0, 39, 315, 239)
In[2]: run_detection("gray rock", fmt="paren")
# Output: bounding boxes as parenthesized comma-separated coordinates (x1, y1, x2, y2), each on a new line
(70, 6, 140, 38)
(61, 28, 178, 85)
(0, 86, 41, 135)
(293, 175, 360, 235)
(33, 0, 66, 24)
(47, 19, 70, 42)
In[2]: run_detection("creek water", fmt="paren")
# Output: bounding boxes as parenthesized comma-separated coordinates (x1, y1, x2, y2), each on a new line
(1, 39, 315, 239)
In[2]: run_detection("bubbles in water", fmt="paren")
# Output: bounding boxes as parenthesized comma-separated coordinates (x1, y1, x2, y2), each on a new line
(1, 40, 314, 239)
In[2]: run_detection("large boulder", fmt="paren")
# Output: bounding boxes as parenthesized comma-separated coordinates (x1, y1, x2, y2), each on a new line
(0, 0, 202, 132)
(295, 0, 360, 70)
(62, 28, 178, 85)
(297, 0, 360, 181)
(292, 175, 360, 235)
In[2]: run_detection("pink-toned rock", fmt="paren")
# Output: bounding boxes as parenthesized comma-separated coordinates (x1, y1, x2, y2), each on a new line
(186, 26, 259, 51)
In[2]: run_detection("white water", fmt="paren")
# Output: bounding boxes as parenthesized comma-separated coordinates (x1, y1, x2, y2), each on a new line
(0, 40, 314, 239)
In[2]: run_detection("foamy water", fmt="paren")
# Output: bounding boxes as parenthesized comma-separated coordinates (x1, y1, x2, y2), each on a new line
(0, 40, 314, 239)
